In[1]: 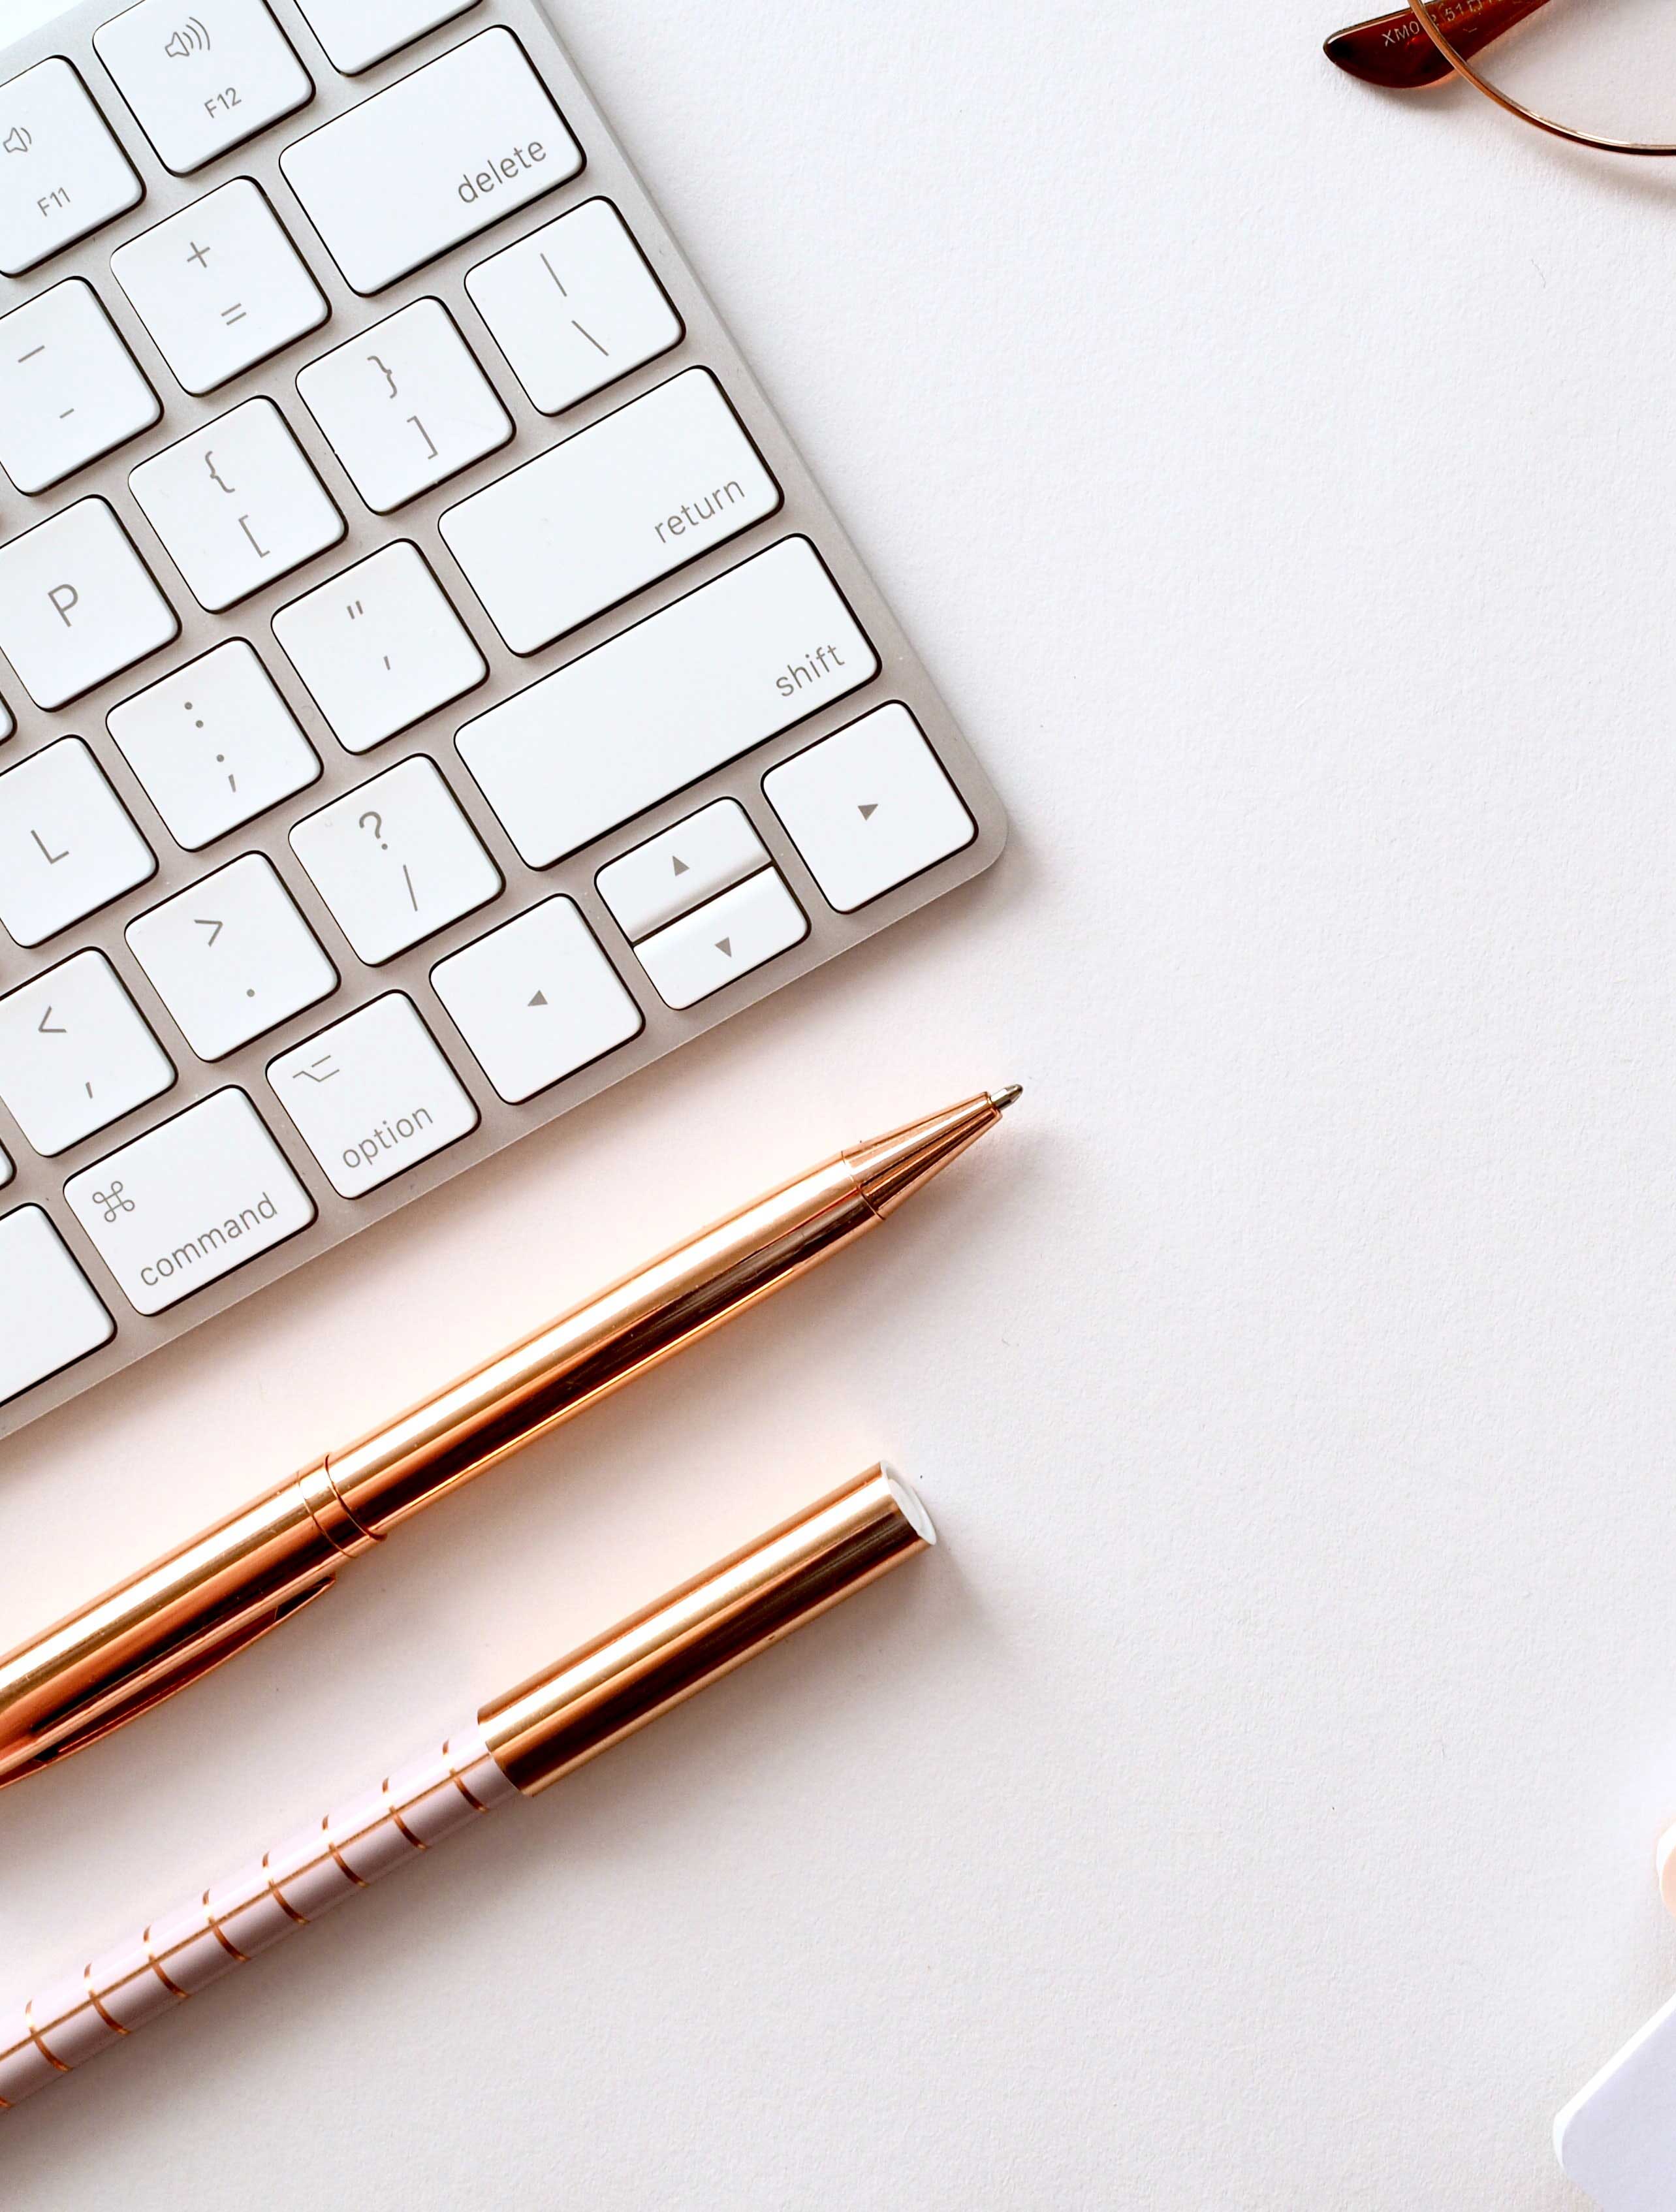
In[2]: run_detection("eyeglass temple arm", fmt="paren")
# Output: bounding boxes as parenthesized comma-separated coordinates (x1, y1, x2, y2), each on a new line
(1324, 0, 1551, 91)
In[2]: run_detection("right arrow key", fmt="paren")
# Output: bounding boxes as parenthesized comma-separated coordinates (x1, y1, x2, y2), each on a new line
(765, 703, 976, 914)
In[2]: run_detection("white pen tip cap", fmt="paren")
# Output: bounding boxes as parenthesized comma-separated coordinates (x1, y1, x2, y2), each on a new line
(881, 1465, 936, 1546)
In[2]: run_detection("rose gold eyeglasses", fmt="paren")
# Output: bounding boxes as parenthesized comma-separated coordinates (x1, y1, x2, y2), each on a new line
(1324, 2, 1676, 157)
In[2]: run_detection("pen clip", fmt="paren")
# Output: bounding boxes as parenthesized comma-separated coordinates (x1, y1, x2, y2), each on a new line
(0, 1584, 333, 1788)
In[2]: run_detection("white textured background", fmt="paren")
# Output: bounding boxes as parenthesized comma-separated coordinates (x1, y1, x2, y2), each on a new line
(3, 1, 1673, 2204)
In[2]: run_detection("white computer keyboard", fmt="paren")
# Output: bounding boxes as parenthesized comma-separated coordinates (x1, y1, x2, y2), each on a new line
(0, 0, 1005, 1441)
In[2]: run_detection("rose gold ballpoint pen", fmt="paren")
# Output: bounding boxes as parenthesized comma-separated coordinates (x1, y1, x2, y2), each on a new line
(0, 1084, 1020, 1789)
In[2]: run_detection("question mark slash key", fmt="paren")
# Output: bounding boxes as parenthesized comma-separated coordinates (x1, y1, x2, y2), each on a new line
(289, 755, 501, 966)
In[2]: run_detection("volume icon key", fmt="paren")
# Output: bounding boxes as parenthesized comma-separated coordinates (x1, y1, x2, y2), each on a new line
(162, 18, 212, 63)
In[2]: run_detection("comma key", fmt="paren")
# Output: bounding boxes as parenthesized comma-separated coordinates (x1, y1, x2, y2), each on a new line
(64, 1088, 315, 1317)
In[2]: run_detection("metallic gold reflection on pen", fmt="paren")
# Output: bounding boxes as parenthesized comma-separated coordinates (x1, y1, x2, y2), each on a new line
(484, 1460, 935, 1791)
(0, 1088, 1019, 1788)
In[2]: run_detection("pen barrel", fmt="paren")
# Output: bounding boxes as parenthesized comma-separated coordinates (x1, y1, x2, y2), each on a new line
(483, 1463, 936, 1793)
(0, 1725, 517, 2111)
(325, 1160, 876, 1536)
(0, 1461, 365, 1786)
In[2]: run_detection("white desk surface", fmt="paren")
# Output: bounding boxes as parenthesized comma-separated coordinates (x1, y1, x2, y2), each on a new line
(1, 1, 1668, 2204)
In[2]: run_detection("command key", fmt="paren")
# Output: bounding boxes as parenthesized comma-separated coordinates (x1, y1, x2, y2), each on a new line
(64, 1088, 315, 1316)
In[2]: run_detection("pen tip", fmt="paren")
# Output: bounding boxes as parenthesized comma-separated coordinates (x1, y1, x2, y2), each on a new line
(990, 1082, 1024, 1113)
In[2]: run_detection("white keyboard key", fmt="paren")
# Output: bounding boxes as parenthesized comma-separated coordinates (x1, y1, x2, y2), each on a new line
(281, 28, 582, 295)
(272, 541, 486, 753)
(0, 498, 178, 710)
(457, 537, 876, 866)
(431, 896, 641, 1104)
(0, 59, 142, 277)
(108, 640, 320, 851)
(95, 0, 312, 176)
(441, 369, 779, 656)
(0, 279, 159, 494)
(288, 754, 501, 964)
(466, 199, 682, 417)
(294, 0, 478, 74)
(268, 992, 477, 1197)
(129, 398, 345, 613)
(0, 1207, 114, 1402)
(0, 737, 155, 948)
(297, 299, 512, 514)
(63, 1087, 315, 1316)
(764, 704, 976, 912)
(126, 851, 337, 1060)
(112, 180, 329, 397)
(597, 799, 768, 943)
(633, 868, 807, 1011)
(0, 949, 173, 1156)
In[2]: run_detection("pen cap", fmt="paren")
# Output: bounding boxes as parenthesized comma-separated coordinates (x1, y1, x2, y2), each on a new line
(480, 1466, 934, 1795)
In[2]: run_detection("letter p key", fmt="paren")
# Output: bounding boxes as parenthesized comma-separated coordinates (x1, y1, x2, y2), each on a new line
(48, 583, 78, 628)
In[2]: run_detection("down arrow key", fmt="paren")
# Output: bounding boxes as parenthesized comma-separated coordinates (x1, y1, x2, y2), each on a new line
(633, 867, 810, 1011)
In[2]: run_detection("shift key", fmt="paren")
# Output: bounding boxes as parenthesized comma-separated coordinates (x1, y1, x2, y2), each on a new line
(280, 29, 582, 294)
(457, 536, 878, 866)
(65, 1089, 315, 1316)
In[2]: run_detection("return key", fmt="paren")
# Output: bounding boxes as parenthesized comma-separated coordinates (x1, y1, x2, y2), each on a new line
(440, 368, 781, 654)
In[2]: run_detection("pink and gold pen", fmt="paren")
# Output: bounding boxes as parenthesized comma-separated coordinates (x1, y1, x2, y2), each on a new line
(0, 1465, 932, 2111)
